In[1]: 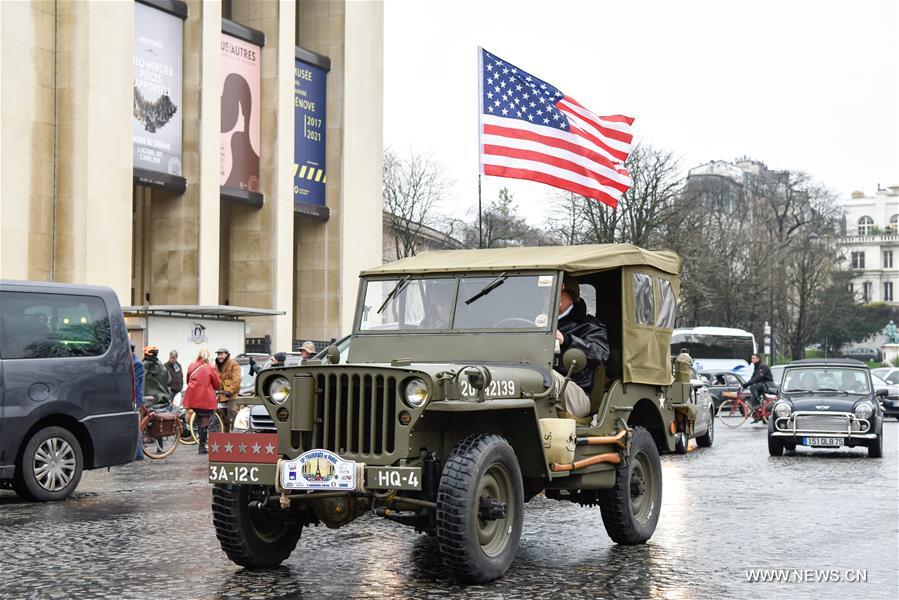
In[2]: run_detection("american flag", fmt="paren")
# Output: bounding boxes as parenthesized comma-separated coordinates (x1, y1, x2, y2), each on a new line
(478, 48, 634, 209)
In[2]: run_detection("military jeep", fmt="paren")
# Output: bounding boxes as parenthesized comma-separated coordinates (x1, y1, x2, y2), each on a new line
(209, 244, 693, 582)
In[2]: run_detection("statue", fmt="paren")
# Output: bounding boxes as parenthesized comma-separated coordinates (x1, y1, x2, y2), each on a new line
(883, 320, 899, 344)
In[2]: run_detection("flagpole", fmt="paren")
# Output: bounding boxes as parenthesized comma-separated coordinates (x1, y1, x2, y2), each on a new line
(477, 46, 484, 249)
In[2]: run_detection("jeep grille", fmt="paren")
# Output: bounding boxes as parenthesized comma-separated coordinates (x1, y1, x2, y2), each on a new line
(313, 373, 399, 462)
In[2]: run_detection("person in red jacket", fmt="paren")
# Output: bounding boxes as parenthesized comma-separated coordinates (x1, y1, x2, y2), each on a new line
(182, 348, 221, 454)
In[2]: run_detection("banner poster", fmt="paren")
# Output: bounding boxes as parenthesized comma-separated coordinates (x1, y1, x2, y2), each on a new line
(132, 1, 184, 188)
(293, 56, 329, 220)
(220, 32, 262, 199)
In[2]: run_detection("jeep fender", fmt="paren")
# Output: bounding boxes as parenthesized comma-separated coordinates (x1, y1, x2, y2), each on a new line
(414, 399, 549, 480)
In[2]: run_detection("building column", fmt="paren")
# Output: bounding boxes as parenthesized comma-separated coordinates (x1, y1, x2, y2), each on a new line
(197, 0, 221, 304)
(54, 1, 133, 302)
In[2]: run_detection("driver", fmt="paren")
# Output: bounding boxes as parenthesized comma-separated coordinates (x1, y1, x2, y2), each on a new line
(840, 370, 863, 392)
(552, 274, 610, 418)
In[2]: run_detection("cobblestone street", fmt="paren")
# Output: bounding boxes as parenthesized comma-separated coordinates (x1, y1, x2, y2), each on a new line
(2, 422, 896, 600)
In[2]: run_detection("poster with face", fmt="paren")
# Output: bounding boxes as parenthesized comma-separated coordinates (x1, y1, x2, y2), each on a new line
(220, 33, 261, 193)
(132, 1, 183, 178)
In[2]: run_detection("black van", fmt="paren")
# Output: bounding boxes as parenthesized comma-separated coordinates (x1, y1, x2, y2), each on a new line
(0, 281, 137, 501)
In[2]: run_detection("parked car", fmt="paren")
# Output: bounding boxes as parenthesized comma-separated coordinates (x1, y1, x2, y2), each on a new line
(677, 367, 715, 453)
(872, 373, 899, 419)
(842, 347, 882, 363)
(701, 370, 747, 409)
(767, 359, 884, 457)
(871, 367, 899, 385)
(235, 353, 271, 397)
(0, 280, 137, 501)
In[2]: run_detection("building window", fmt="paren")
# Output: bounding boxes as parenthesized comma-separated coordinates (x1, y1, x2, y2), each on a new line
(885, 282, 893, 302)
(885, 251, 893, 269)
(889, 214, 899, 234)
(863, 281, 872, 302)
(851, 251, 865, 269)
(857, 215, 874, 236)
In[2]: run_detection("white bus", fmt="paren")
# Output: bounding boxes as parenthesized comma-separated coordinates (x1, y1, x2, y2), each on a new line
(670, 326, 757, 375)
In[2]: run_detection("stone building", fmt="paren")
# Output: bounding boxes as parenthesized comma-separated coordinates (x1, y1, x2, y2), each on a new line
(1, 0, 384, 349)
(839, 185, 899, 304)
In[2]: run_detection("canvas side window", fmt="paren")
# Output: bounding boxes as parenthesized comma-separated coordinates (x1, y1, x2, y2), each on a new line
(633, 272, 654, 325)
(656, 278, 677, 328)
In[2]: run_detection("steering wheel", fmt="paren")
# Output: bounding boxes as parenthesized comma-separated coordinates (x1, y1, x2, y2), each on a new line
(492, 317, 536, 328)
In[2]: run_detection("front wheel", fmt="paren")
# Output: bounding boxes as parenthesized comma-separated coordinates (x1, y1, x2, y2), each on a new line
(868, 434, 883, 458)
(13, 426, 84, 502)
(597, 426, 662, 545)
(212, 484, 303, 568)
(768, 435, 784, 456)
(717, 399, 749, 428)
(436, 433, 524, 583)
(696, 407, 715, 447)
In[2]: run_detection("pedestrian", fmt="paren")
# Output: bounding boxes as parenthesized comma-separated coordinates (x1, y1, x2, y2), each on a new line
(215, 348, 242, 432)
(299, 341, 317, 362)
(182, 348, 221, 454)
(142, 346, 171, 409)
(131, 343, 145, 461)
(165, 350, 184, 400)
(270, 351, 287, 367)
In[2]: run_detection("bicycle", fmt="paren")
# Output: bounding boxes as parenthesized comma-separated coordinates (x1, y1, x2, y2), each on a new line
(188, 406, 225, 442)
(717, 388, 775, 428)
(138, 404, 184, 459)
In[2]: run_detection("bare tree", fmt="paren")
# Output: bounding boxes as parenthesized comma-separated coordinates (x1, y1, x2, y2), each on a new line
(383, 148, 450, 259)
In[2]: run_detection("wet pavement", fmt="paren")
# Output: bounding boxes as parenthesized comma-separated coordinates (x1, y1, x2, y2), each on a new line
(1, 421, 897, 600)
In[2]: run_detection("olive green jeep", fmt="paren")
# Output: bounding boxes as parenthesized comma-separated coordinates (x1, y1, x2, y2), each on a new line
(209, 244, 695, 582)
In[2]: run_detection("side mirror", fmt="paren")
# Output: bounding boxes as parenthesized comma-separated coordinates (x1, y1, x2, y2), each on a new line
(875, 388, 889, 398)
(562, 348, 587, 374)
(326, 344, 340, 365)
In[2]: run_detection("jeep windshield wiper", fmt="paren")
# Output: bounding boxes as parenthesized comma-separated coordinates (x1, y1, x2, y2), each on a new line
(376, 276, 410, 314)
(464, 273, 507, 305)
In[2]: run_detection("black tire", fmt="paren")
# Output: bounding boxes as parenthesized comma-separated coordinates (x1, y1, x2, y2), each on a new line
(674, 432, 688, 454)
(212, 484, 303, 568)
(768, 435, 784, 457)
(436, 433, 524, 583)
(868, 434, 883, 458)
(783, 442, 796, 453)
(696, 408, 715, 448)
(597, 426, 662, 545)
(13, 426, 83, 502)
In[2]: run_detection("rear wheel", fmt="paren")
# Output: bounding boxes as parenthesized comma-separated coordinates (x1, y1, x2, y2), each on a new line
(13, 426, 83, 502)
(597, 426, 662, 545)
(141, 419, 181, 459)
(436, 434, 524, 583)
(696, 408, 715, 447)
(212, 484, 303, 568)
(190, 411, 224, 444)
(717, 399, 749, 428)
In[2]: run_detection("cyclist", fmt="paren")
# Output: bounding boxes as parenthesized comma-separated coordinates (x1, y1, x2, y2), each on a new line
(741, 353, 774, 418)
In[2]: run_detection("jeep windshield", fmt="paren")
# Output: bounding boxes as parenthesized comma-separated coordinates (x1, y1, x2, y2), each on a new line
(357, 274, 556, 332)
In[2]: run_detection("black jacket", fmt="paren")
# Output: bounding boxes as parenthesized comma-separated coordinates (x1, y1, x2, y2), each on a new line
(745, 362, 774, 386)
(555, 299, 610, 394)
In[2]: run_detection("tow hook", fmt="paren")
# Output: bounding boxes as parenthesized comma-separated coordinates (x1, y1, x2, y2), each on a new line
(478, 496, 508, 521)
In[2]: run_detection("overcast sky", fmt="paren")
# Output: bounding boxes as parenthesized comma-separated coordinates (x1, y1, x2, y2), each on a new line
(383, 0, 899, 226)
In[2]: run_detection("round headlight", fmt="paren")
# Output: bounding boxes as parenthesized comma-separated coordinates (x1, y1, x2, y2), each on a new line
(854, 402, 874, 419)
(268, 376, 291, 404)
(233, 406, 252, 431)
(404, 378, 430, 408)
(774, 402, 792, 418)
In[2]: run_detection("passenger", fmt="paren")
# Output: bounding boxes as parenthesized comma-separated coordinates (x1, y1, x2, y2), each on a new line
(298, 341, 317, 362)
(552, 274, 610, 418)
(270, 352, 287, 367)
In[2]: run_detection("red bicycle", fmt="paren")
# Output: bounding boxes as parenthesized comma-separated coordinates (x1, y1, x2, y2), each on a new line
(717, 389, 776, 428)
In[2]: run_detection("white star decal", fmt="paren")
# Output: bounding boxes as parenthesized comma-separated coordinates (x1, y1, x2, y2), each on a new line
(238, 443, 248, 453)
(502, 67, 509, 74)
(527, 114, 534, 121)
(211, 443, 221, 453)
(500, 81, 506, 88)
(487, 92, 493, 99)
(501, 108, 508, 115)
(224, 442, 234, 453)
(251, 443, 261, 454)
(543, 118, 550, 124)
(487, 106, 494, 113)
(265, 443, 275, 454)
(487, 63, 493, 71)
